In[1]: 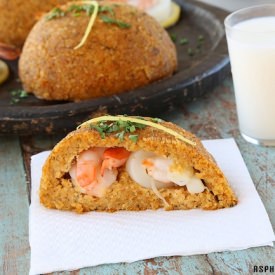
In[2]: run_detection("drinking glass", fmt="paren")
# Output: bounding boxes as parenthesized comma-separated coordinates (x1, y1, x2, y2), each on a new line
(225, 5, 275, 146)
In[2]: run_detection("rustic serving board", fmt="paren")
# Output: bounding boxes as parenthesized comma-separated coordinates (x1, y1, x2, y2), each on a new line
(0, 0, 230, 135)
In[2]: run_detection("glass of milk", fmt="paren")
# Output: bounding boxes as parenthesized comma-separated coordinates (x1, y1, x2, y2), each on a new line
(225, 5, 275, 146)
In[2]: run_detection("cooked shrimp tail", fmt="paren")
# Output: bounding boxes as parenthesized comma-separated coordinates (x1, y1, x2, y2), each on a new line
(0, 42, 21, 60)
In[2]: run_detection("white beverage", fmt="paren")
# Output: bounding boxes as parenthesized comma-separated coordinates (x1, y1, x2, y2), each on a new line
(226, 16, 275, 142)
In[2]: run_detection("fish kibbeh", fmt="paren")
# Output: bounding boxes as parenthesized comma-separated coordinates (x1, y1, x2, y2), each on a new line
(40, 115, 237, 213)
(19, 1, 177, 101)
(0, 0, 70, 47)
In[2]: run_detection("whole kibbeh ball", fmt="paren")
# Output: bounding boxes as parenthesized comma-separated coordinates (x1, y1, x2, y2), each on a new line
(19, 1, 177, 101)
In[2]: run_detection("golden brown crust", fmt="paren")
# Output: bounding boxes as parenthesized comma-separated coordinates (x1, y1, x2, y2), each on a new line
(40, 118, 237, 213)
(0, 0, 69, 47)
(19, 1, 177, 100)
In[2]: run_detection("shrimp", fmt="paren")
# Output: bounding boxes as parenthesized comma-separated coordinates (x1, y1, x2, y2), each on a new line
(126, 150, 174, 189)
(136, 0, 156, 10)
(75, 148, 104, 187)
(127, 150, 205, 194)
(101, 147, 130, 175)
(69, 147, 130, 197)
(0, 42, 21, 60)
(85, 168, 118, 197)
(109, 0, 156, 11)
(142, 157, 172, 183)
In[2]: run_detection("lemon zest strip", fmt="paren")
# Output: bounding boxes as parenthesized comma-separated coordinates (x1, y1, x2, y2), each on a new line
(78, 115, 196, 146)
(74, 1, 99, 50)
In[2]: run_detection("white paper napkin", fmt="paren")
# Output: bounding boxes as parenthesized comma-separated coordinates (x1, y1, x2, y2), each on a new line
(29, 138, 275, 275)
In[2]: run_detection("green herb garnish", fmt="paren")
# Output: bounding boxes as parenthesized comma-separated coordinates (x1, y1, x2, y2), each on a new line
(46, 7, 65, 21)
(179, 37, 188, 45)
(170, 34, 177, 42)
(198, 34, 204, 42)
(100, 15, 131, 28)
(10, 89, 28, 104)
(129, 134, 139, 143)
(67, 4, 114, 16)
(151, 118, 163, 123)
(67, 4, 86, 14)
(115, 131, 125, 141)
(187, 47, 194, 56)
(89, 118, 146, 142)
(98, 5, 115, 16)
(46, 3, 123, 26)
(47, 3, 102, 23)
(196, 34, 205, 52)
(68, 4, 114, 16)
(90, 124, 106, 138)
(72, 12, 81, 17)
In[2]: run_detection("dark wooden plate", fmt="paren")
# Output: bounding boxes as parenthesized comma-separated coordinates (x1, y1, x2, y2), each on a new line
(0, 0, 229, 135)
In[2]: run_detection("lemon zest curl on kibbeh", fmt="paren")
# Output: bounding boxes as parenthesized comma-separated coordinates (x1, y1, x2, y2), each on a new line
(73, 1, 99, 49)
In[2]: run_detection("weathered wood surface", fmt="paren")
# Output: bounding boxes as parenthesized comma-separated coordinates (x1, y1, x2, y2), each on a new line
(0, 137, 30, 275)
(1, 77, 274, 274)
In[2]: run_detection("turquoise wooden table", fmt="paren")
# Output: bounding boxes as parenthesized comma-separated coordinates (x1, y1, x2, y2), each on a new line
(0, 76, 274, 274)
